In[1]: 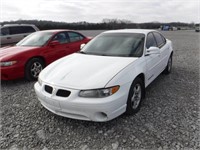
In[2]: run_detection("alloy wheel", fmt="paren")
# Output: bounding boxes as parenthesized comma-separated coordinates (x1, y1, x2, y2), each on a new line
(131, 83, 142, 110)
(30, 62, 43, 78)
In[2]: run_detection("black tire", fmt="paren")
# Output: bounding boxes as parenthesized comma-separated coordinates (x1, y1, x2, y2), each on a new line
(25, 58, 45, 81)
(125, 77, 145, 115)
(163, 54, 173, 74)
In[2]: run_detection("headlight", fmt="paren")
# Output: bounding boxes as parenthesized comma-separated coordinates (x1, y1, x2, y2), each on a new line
(79, 86, 120, 98)
(0, 61, 17, 67)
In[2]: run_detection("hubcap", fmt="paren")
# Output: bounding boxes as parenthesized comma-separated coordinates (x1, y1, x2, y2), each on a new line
(30, 62, 43, 78)
(131, 83, 142, 109)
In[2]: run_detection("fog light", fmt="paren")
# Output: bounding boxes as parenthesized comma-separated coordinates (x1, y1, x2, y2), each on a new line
(95, 112, 108, 121)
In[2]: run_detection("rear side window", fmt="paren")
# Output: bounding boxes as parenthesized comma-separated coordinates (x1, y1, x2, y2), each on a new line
(9, 26, 36, 35)
(9, 26, 24, 34)
(68, 32, 84, 42)
(153, 32, 166, 47)
(23, 26, 36, 33)
(1, 27, 10, 36)
(146, 33, 157, 49)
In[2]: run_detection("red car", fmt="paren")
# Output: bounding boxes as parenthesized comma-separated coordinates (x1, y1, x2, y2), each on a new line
(0, 30, 91, 80)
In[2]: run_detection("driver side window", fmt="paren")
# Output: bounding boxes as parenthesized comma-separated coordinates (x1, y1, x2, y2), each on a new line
(146, 33, 157, 49)
(53, 32, 69, 44)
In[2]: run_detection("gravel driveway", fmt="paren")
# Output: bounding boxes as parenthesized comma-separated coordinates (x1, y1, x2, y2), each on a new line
(1, 30, 199, 150)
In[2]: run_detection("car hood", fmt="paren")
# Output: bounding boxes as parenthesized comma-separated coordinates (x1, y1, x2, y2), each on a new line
(40, 53, 138, 89)
(0, 46, 39, 59)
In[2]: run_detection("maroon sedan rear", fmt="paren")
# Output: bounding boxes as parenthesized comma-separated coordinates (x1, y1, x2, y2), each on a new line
(0, 30, 91, 80)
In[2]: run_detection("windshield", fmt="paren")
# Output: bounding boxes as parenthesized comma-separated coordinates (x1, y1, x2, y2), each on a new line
(81, 33, 145, 57)
(16, 32, 54, 46)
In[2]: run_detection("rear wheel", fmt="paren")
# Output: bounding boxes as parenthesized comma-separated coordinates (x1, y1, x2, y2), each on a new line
(164, 54, 172, 74)
(25, 58, 44, 81)
(126, 77, 145, 115)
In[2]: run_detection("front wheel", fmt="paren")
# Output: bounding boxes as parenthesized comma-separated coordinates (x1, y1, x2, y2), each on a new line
(126, 77, 145, 115)
(25, 58, 45, 81)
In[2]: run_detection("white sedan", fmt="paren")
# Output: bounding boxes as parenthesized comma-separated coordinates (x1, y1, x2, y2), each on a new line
(34, 29, 173, 122)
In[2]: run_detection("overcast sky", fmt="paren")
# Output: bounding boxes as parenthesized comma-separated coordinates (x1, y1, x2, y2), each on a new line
(1, 0, 199, 23)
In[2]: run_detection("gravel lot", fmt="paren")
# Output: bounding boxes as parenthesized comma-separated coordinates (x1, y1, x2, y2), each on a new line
(1, 30, 199, 150)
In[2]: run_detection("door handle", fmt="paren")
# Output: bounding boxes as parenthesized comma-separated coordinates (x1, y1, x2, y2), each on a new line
(7, 37, 11, 39)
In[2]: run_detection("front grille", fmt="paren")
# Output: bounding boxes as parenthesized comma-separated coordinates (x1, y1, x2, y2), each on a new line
(56, 89, 71, 97)
(44, 85, 53, 94)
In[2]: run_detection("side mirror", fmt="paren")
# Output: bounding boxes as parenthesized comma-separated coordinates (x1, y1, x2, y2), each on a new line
(80, 43, 86, 49)
(49, 40, 60, 47)
(145, 46, 160, 56)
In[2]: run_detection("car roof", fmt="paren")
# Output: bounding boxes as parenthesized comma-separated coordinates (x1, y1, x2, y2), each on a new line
(1, 24, 36, 27)
(37, 29, 75, 34)
(103, 29, 157, 35)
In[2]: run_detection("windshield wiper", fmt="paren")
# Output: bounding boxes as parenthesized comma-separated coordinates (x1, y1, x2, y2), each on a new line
(78, 51, 110, 56)
(78, 51, 87, 54)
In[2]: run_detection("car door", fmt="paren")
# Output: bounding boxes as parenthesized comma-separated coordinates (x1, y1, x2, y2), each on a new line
(9, 26, 26, 44)
(45, 32, 71, 64)
(67, 31, 89, 53)
(152, 32, 168, 72)
(18, 26, 37, 40)
(145, 32, 161, 85)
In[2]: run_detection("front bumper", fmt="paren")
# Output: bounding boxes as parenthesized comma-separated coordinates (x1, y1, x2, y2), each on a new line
(34, 82, 129, 122)
(1, 65, 24, 80)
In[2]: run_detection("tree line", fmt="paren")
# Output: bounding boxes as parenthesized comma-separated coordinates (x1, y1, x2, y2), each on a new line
(0, 19, 195, 30)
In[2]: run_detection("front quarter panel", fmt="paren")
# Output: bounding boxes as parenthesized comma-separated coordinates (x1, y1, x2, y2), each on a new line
(106, 57, 146, 88)
(14, 48, 45, 64)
